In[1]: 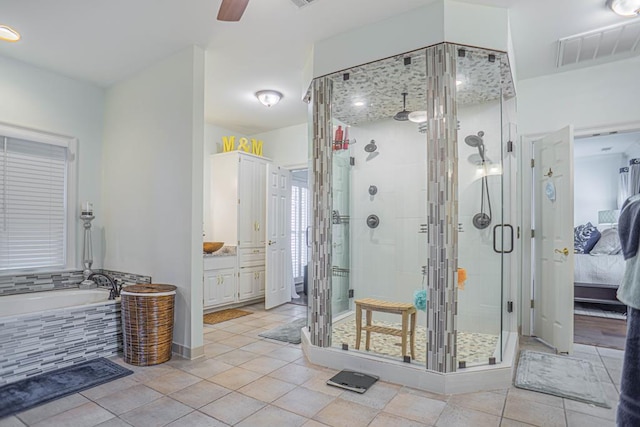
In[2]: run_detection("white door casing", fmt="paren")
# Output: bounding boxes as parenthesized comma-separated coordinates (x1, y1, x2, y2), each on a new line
(265, 164, 292, 310)
(533, 125, 574, 354)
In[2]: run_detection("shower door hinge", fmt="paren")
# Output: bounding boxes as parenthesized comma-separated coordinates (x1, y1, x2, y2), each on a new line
(507, 140, 514, 153)
(350, 156, 355, 166)
(531, 229, 535, 238)
(530, 158, 535, 168)
(507, 301, 513, 313)
(530, 299, 535, 309)
(348, 289, 354, 298)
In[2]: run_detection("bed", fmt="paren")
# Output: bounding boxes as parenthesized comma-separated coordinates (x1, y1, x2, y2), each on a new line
(574, 254, 625, 306)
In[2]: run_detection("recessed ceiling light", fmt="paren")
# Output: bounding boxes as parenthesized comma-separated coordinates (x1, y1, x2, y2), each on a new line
(0, 25, 20, 42)
(353, 101, 365, 107)
(607, 0, 640, 16)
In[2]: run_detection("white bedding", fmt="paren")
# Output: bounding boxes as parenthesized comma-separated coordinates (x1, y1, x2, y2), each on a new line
(574, 253, 625, 286)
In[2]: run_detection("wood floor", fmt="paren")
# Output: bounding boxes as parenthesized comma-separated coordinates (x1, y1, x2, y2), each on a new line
(574, 314, 627, 350)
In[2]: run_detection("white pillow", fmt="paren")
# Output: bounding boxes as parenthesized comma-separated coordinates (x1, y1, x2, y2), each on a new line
(590, 228, 622, 255)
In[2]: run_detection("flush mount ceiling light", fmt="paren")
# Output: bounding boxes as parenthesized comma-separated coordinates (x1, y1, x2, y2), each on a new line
(255, 90, 283, 107)
(0, 25, 20, 42)
(607, 0, 640, 16)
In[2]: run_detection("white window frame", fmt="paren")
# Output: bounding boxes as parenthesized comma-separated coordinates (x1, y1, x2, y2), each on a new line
(0, 122, 77, 273)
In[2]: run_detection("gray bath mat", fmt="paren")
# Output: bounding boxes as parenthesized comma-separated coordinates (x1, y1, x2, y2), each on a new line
(259, 318, 307, 344)
(515, 350, 610, 408)
(0, 357, 133, 418)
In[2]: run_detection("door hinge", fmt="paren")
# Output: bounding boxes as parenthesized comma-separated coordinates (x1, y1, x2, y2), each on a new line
(350, 156, 355, 166)
(530, 158, 535, 168)
(348, 289, 354, 298)
(531, 229, 535, 238)
(507, 301, 513, 313)
(530, 299, 535, 309)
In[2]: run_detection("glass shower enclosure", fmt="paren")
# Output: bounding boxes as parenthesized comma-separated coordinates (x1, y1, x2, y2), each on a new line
(308, 42, 516, 371)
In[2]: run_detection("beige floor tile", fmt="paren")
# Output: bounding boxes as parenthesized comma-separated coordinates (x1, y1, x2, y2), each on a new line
(302, 420, 330, 427)
(562, 381, 618, 421)
(273, 386, 336, 418)
(164, 410, 228, 427)
(239, 355, 289, 374)
(241, 318, 276, 328)
(168, 380, 231, 408)
(499, 418, 536, 426)
(448, 390, 507, 416)
(199, 392, 265, 425)
(127, 364, 179, 384)
(176, 358, 234, 379)
(596, 347, 624, 360)
(220, 323, 255, 334)
(16, 393, 90, 425)
(241, 340, 285, 355)
(236, 405, 308, 427)
(143, 369, 201, 395)
(399, 386, 451, 403)
(207, 366, 263, 390)
(238, 376, 297, 403)
(218, 334, 259, 349)
(0, 416, 28, 427)
(566, 409, 616, 427)
(120, 397, 192, 427)
(265, 346, 304, 362)
(384, 391, 447, 425)
(95, 418, 134, 427)
(80, 376, 140, 400)
(269, 363, 324, 385)
(95, 384, 163, 415)
(369, 412, 429, 427)
(203, 329, 236, 342)
(339, 381, 401, 409)
(507, 387, 564, 409)
(203, 342, 235, 357)
(213, 349, 259, 366)
(31, 402, 114, 427)
(503, 395, 567, 427)
(301, 375, 345, 397)
(313, 398, 378, 427)
(435, 404, 501, 427)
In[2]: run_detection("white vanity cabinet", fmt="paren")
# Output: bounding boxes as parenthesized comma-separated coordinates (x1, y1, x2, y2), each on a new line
(203, 256, 237, 309)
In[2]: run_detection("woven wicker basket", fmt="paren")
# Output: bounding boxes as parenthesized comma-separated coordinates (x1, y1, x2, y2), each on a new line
(120, 284, 177, 366)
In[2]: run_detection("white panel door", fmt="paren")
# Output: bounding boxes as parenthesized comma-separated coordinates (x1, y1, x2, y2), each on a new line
(265, 164, 291, 310)
(533, 126, 574, 354)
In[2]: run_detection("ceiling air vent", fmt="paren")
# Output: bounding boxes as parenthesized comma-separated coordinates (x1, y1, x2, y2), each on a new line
(290, 0, 317, 8)
(557, 20, 640, 68)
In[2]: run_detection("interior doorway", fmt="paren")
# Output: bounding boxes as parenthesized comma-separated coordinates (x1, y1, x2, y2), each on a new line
(290, 168, 308, 307)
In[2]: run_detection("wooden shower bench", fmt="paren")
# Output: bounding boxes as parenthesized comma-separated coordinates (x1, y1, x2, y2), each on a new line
(354, 298, 417, 360)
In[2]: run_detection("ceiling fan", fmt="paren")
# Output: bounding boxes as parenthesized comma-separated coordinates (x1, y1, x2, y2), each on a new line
(217, 0, 250, 22)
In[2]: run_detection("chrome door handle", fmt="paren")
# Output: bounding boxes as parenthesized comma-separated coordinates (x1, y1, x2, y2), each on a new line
(554, 248, 569, 256)
(269, 240, 276, 245)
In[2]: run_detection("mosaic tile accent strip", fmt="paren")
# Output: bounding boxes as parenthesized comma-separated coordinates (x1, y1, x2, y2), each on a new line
(327, 45, 515, 127)
(0, 270, 84, 296)
(332, 316, 498, 366)
(0, 300, 122, 385)
(100, 269, 152, 286)
(426, 43, 459, 373)
(309, 77, 333, 347)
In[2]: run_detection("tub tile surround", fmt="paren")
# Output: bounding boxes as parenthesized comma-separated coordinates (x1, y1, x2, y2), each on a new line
(0, 304, 621, 427)
(0, 269, 151, 385)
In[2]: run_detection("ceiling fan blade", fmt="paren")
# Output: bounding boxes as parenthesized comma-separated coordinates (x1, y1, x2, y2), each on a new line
(217, 0, 250, 22)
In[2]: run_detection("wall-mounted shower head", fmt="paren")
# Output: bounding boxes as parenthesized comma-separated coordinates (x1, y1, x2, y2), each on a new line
(364, 139, 378, 153)
(464, 131, 486, 161)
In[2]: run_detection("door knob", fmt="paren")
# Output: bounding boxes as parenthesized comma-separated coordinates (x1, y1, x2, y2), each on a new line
(268, 240, 276, 246)
(554, 248, 569, 256)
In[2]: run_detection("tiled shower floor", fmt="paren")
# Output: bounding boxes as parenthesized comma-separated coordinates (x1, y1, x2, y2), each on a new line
(332, 314, 499, 366)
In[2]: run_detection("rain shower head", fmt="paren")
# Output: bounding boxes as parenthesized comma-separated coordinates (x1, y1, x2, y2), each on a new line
(393, 92, 411, 121)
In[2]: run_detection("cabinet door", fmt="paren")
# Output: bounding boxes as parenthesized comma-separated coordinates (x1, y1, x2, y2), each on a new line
(255, 267, 265, 297)
(238, 156, 256, 247)
(238, 268, 256, 301)
(254, 160, 267, 246)
(203, 271, 219, 308)
(218, 268, 237, 305)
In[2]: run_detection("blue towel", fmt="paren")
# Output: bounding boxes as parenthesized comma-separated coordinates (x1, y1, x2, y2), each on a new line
(617, 307, 640, 426)
(618, 195, 640, 260)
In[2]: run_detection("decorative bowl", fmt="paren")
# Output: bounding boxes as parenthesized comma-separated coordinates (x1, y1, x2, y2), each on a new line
(203, 242, 224, 253)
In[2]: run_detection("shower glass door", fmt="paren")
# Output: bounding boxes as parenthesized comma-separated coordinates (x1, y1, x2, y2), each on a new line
(332, 139, 351, 318)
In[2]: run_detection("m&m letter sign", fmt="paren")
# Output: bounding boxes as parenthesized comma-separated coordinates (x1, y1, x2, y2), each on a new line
(222, 136, 263, 156)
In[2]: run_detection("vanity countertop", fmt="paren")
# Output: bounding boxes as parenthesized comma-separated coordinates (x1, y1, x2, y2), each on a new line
(203, 246, 237, 257)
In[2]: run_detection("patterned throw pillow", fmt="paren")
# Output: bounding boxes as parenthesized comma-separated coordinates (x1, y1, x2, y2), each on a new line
(574, 222, 598, 254)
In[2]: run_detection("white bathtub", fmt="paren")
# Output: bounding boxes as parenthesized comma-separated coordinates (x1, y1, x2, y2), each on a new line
(0, 288, 114, 317)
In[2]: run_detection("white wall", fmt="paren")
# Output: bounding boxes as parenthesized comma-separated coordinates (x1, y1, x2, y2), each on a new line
(251, 122, 308, 168)
(0, 55, 105, 270)
(102, 46, 205, 356)
(574, 153, 623, 227)
(518, 55, 640, 136)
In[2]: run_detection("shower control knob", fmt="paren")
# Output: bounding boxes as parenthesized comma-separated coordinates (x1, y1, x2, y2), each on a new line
(366, 214, 380, 229)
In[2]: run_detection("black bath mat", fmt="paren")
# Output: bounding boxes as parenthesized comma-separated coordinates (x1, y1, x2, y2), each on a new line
(0, 357, 133, 418)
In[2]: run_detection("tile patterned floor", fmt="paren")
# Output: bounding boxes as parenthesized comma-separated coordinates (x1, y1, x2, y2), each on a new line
(332, 316, 499, 366)
(0, 302, 622, 427)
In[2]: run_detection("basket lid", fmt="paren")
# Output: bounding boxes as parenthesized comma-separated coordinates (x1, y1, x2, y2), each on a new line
(121, 283, 177, 296)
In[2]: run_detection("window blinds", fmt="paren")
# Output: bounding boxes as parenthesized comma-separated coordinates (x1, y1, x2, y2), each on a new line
(290, 184, 308, 280)
(0, 136, 67, 270)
